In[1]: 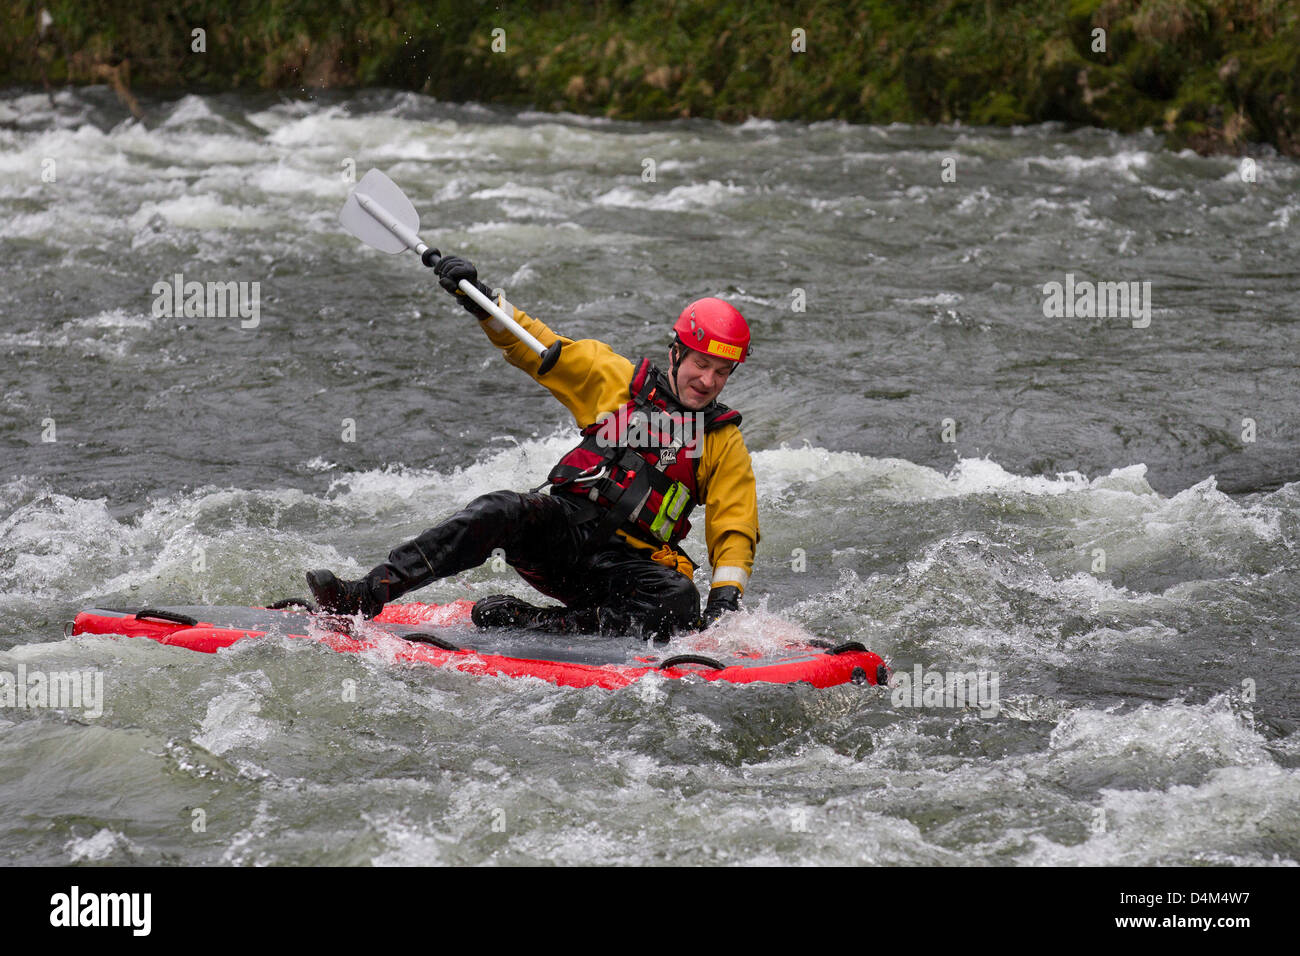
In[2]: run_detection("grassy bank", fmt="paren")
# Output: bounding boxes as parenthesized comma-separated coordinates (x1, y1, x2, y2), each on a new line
(4, 0, 1298, 155)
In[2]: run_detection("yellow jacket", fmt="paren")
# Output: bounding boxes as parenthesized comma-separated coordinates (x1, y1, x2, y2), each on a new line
(477, 298, 758, 595)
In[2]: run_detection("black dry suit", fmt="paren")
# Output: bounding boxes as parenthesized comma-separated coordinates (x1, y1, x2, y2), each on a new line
(370, 359, 741, 639)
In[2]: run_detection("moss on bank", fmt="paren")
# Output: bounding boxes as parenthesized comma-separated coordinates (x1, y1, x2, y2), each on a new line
(3, 0, 1297, 155)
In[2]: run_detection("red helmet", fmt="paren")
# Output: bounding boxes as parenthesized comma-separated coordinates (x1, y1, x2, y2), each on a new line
(672, 298, 751, 364)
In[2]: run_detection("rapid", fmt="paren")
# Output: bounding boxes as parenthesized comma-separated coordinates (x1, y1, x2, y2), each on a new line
(1, 88, 1297, 865)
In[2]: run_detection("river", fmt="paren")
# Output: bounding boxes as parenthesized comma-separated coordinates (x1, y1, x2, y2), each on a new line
(1, 87, 1297, 866)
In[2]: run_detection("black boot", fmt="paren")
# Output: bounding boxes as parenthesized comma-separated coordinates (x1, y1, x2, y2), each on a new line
(471, 594, 629, 636)
(305, 565, 400, 618)
(471, 594, 551, 629)
(306, 532, 446, 618)
(470, 594, 598, 633)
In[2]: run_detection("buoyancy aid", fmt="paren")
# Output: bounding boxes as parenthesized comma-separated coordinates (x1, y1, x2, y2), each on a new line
(544, 358, 742, 550)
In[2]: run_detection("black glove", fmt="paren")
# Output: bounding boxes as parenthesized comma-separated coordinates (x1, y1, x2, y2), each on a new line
(701, 585, 741, 629)
(433, 255, 494, 319)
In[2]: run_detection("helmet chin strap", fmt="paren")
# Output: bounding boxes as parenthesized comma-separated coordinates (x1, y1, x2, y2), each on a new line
(668, 340, 685, 400)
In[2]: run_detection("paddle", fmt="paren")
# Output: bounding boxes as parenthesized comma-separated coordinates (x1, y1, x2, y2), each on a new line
(339, 169, 562, 374)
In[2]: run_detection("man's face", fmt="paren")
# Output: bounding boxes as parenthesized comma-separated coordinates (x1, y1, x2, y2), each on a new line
(673, 347, 734, 409)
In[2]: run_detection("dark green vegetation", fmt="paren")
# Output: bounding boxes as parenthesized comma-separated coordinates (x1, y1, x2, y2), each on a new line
(4, 0, 1297, 155)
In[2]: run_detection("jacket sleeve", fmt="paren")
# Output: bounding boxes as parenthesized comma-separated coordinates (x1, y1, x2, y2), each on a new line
(475, 297, 633, 427)
(697, 424, 760, 595)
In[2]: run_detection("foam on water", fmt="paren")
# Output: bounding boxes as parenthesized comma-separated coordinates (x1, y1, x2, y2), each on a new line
(1, 430, 1285, 648)
(665, 603, 826, 659)
(248, 162, 346, 197)
(1021, 696, 1300, 865)
(1022, 149, 1154, 181)
(0, 308, 155, 358)
(0, 480, 349, 612)
(128, 193, 276, 231)
(756, 449, 1281, 552)
(593, 180, 745, 211)
(66, 827, 137, 863)
(515, 109, 615, 127)
(156, 94, 228, 129)
(193, 675, 278, 757)
(220, 798, 276, 865)
(471, 182, 569, 205)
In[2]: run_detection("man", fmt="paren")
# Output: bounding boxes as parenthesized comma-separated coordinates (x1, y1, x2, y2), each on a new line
(305, 256, 759, 639)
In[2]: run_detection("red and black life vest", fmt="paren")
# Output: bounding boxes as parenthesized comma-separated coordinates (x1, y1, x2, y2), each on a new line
(545, 358, 742, 549)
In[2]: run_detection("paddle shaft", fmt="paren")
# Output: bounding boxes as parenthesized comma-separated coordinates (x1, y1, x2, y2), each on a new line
(353, 189, 558, 369)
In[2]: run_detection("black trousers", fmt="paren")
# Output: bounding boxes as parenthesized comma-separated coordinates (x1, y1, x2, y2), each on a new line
(388, 491, 700, 639)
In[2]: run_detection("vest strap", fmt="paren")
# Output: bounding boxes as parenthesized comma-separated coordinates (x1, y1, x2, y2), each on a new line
(545, 359, 740, 556)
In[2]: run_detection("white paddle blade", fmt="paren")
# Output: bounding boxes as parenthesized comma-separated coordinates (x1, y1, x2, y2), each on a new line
(339, 169, 421, 254)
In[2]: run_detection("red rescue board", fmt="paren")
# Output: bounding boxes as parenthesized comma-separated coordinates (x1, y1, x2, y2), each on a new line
(71, 603, 889, 691)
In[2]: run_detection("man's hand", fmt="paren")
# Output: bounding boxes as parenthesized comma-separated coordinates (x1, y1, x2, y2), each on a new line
(434, 255, 494, 319)
(702, 585, 741, 628)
